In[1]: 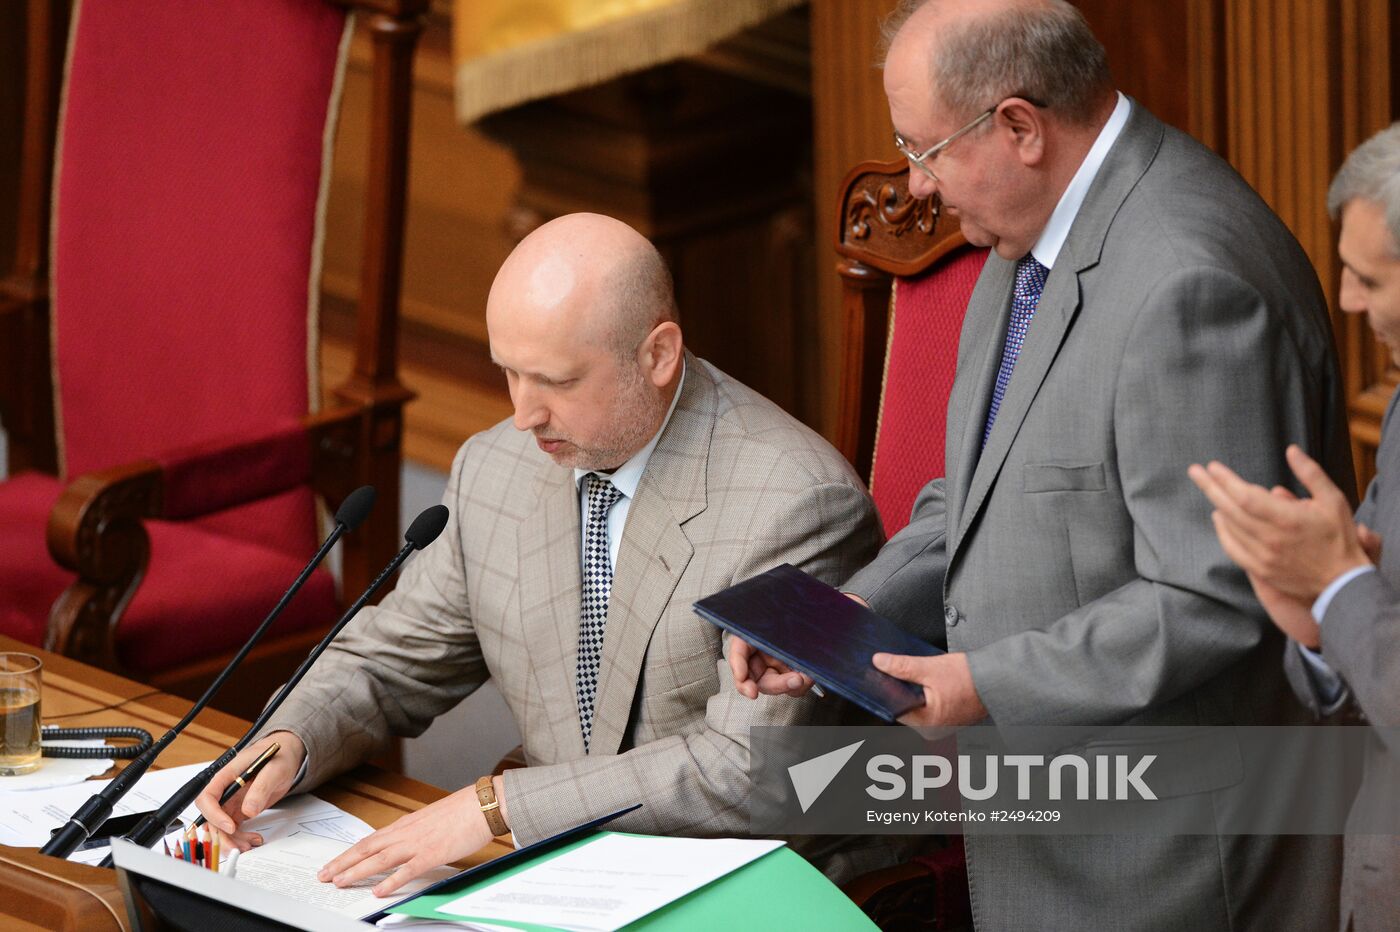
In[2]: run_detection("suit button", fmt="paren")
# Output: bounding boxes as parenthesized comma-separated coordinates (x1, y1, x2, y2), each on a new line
(944, 604, 960, 627)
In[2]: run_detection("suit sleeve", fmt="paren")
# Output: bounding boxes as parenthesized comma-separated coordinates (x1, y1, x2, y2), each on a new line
(966, 265, 1355, 725)
(1311, 436, 1400, 744)
(1283, 389, 1397, 716)
(1315, 571, 1400, 752)
(843, 477, 950, 647)
(501, 478, 883, 845)
(259, 442, 490, 790)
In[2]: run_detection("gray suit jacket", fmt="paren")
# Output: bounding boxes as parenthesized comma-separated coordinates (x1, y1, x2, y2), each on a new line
(262, 354, 901, 881)
(1286, 387, 1400, 932)
(847, 102, 1350, 929)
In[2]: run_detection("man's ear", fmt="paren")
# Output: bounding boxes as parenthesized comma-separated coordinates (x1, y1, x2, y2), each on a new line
(999, 98, 1046, 167)
(641, 321, 684, 387)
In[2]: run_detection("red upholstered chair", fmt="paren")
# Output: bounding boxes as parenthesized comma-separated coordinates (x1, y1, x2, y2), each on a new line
(834, 158, 989, 533)
(833, 159, 986, 930)
(0, 0, 425, 718)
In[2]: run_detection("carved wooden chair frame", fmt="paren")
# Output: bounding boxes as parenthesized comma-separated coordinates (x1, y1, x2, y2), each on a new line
(0, 0, 426, 685)
(833, 157, 969, 481)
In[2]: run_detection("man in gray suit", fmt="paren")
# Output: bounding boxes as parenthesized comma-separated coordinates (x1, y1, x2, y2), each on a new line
(732, 0, 1349, 927)
(193, 213, 894, 895)
(1191, 123, 1400, 932)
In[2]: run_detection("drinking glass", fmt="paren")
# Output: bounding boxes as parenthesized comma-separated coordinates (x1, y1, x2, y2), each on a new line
(0, 652, 43, 776)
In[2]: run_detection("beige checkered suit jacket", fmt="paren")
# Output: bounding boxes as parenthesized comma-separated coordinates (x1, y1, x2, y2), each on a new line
(263, 353, 900, 880)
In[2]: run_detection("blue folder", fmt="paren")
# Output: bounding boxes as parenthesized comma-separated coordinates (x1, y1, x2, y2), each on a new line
(693, 563, 944, 721)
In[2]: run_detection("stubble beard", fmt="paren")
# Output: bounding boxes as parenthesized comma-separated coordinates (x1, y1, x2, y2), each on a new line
(541, 367, 667, 471)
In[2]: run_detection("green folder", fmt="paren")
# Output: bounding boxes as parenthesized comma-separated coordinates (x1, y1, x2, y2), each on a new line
(388, 832, 876, 930)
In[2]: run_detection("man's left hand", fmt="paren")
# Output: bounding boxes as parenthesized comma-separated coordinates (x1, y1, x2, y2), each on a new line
(871, 651, 987, 728)
(317, 776, 508, 897)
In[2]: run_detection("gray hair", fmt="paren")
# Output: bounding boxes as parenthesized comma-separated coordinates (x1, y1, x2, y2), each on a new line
(1328, 122, 1400, 255)
(880, 0, 1112, 125)
(602, 246, 680, 360)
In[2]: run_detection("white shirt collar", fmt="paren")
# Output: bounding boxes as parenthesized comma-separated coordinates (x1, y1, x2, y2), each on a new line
(574, 360, 687, 499)
(1030, 92, 1130, 270)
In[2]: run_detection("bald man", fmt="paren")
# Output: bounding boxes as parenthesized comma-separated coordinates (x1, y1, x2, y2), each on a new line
(193, 213, 895, 893)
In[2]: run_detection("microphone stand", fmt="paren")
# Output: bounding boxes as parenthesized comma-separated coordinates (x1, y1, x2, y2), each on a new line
(104, 504, 450, 865)
(41, 486, 376, 860)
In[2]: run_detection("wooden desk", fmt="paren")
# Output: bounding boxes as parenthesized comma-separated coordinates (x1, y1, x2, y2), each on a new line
(0, 635, 512, 931)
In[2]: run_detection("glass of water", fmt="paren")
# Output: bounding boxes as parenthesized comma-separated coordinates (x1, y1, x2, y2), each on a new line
(0, 652, 42, 776)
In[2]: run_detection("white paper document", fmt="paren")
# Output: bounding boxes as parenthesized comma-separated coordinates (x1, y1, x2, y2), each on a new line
(0, 760, 209, 848)
(438, 834, 784, 931)
(232, 830, 456, 919)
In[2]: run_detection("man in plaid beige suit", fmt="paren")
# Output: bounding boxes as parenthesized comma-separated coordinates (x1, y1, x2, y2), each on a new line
(195, 213, 893, 895)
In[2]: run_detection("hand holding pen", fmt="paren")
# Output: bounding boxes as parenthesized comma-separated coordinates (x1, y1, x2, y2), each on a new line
(163, 744, 278, 871)
(191, 741, 281, 831)
(193, 731, 306, 851)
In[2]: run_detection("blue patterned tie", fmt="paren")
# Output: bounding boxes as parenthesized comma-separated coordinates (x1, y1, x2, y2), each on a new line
(577, 474, 623, 751)
(983, 255, 1050, 446)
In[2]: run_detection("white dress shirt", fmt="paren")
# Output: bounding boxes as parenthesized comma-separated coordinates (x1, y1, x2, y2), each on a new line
(1295, 565, 1373, 712)
(574, 363, 686, 572)
(1030, 91, 1130, 270)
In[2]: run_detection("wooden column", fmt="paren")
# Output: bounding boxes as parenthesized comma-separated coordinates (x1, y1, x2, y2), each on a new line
(331, 4, 424, 597)
(810, 0, 901, 441)
(1209, 0, 1395, 485)
(0, 0, 66, 479)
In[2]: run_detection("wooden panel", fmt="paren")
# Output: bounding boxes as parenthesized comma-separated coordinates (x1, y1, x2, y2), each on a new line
(810, 0, 902, 441)
(1074, 1, 1194, 135)
(480, 60, 815, 425)
(321, 291, 513, 472)
(1213, 0, 1394, 489)
(320, 9, 520, 471)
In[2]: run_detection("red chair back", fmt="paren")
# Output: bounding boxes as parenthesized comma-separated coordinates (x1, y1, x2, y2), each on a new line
(51, 0, 348, 556)
(834, 158, 988, 537)
(868, 247, 987, 537)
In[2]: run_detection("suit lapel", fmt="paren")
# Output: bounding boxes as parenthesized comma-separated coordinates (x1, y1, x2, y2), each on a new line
(585, 353, 711, 756)
(947, 99, 1164, 563)
(954, 269, 1082, 548)
(516, 463, 588, 760)
(946, 256, 1016, 554)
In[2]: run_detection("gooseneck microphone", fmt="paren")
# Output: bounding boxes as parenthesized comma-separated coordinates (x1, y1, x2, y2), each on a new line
(41, 486, 377, 861)
(106, 504, 450, 862)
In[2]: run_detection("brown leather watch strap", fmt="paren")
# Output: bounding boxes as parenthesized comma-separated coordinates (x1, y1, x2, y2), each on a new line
(474, 775, 509, 837)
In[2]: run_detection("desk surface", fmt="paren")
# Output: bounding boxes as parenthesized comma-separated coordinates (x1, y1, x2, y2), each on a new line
(0, 634, 513, 930)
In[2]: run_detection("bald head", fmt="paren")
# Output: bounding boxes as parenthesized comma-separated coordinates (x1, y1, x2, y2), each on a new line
(486, 214, 685, 470)
(488, 213, 679, 360)
(883, 0, 1111, 126)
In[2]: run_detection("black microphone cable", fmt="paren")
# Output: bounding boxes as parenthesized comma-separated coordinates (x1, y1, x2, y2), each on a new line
(41, 726, 154, 760)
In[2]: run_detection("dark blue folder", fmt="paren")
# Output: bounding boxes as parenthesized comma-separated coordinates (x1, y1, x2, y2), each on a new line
(693, 563, 944, 722)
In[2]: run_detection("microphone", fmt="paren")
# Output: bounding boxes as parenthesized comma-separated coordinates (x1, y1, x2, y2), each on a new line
(107, 504, 450, 860)
(41, 486, 377, 860)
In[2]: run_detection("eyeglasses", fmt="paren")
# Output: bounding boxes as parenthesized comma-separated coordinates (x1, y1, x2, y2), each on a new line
(893, 106, 996, 182)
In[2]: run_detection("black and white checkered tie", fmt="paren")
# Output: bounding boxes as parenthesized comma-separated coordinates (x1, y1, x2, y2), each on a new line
(577, 474, 623, 751)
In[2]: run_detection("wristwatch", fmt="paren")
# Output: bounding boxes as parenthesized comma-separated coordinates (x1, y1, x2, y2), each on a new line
(474, 775, 509, 837)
